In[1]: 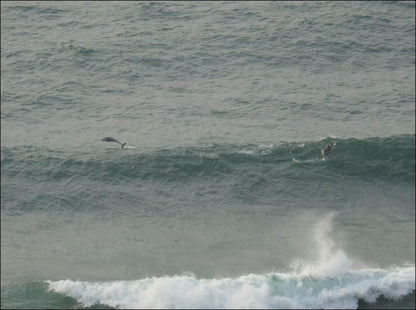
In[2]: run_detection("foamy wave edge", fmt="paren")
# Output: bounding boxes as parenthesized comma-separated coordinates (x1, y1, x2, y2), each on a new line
(47, 266, 415, 309)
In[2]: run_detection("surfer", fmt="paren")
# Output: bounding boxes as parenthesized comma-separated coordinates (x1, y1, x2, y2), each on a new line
(101, 137, 126, 149)
(321, 142, 334, 157)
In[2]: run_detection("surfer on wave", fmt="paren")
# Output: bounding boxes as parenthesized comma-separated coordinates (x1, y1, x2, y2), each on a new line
(321, 142, 335, 158)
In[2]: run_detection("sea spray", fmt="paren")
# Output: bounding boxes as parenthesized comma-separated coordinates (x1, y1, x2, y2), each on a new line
(289, 212, 352, 278)
(47, 214, 415, 309)
(2, 1, 414, 308)
(46, 268, 415, 309)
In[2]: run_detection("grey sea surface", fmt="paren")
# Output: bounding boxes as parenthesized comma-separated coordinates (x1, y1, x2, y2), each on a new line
(1, 1, 415, 309)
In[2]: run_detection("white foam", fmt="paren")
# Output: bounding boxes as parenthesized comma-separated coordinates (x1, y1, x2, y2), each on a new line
(123, 144, 137, 149)
(292, 157, 322, 164)
(47, 266, 415, 309)
(237, 144, 275, 155)
(290, 212, 351, 278)
(47, 214, 415, 309)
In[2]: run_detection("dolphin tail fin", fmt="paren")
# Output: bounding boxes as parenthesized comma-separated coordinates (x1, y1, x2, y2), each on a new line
(122, 143, 127, 149)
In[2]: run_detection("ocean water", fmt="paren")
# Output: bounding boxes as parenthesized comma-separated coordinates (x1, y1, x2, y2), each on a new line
(1, 1, 415, 309)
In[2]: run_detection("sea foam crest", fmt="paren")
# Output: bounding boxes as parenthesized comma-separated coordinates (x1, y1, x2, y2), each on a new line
(289, 212, 351, 278)
(47, 267, 415, 309)
(47, 213, 415, 309)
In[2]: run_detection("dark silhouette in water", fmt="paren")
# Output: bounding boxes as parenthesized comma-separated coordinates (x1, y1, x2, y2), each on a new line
(101, 137, 126, 149)
(322, 142, 334, 157)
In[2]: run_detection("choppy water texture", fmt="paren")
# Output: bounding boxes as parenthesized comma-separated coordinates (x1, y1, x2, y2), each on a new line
(1, 1, 415, 309)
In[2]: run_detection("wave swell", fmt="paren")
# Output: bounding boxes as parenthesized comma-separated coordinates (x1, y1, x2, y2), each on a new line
(2, 135, 414, 185)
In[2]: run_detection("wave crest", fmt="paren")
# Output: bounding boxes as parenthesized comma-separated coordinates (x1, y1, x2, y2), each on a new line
(46, 214, 415, 309)
(47, 266, 415, 309)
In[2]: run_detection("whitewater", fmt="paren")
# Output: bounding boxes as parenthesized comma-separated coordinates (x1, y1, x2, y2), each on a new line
(1, 1, 415, 309)
(46, 214, 415, 309)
